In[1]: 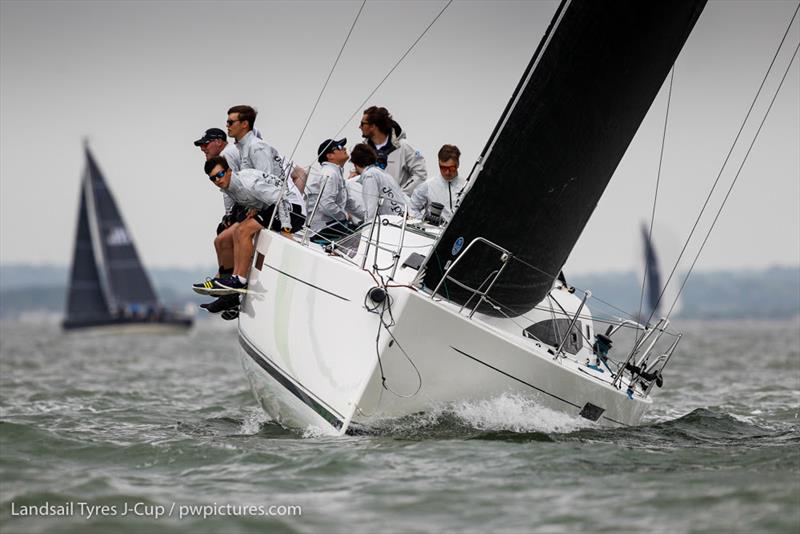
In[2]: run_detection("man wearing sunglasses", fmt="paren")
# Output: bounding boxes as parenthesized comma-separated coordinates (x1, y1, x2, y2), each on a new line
(193, 156, 299, 312)
(227, 105, 307, 208)
(409, 144, 467, 225)
(305, 138, 364, 243)
(359, 106, 427, 194)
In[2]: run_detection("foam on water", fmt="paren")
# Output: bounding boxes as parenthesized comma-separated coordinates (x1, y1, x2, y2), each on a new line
(450, 392, 590, 434)
(236, 407, 269, 435)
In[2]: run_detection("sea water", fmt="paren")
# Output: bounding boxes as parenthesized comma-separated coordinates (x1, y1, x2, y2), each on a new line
(1, 318, 798, 533)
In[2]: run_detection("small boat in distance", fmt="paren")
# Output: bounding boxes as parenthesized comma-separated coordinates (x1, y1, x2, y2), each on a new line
(63, 146, 193, 333)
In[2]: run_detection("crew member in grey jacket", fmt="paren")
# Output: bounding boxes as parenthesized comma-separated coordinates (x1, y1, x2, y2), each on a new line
(305, 138, 364, 242)
(350, 143, 409, 222)
(192, 156, 296, 310)
(227, 105, 307, 219)
(409, 144, 467, 224)
(359, 106, 427, 194)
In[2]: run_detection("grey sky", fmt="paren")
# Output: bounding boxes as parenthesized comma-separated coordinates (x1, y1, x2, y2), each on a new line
(1, 0, 798, 276)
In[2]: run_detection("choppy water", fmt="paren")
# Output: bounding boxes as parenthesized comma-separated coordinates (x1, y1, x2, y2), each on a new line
(1, 317, 798, 533)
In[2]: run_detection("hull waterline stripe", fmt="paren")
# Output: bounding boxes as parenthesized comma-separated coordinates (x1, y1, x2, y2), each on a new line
(449, 346, 628, 427)
(238, 334, 345, 431)
(263, 263, 350, 302)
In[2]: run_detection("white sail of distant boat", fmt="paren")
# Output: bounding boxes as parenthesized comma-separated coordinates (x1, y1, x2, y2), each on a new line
(63, 147, 193, 333)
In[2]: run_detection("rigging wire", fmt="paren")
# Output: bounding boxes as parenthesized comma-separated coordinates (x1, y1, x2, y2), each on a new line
(287, 0, 367, 163)
(647, 2, 800, 322)
(662, 41, 800, 321)
(635, 65, 674, 334)
(303, 0, 454, 169)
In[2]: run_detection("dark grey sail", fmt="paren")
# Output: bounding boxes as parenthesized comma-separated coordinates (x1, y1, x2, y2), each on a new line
(421, 0, 706, 317)
(84, 149, 160, 313)
(64, 179, 112, 326)
(63, 148, 191, 331)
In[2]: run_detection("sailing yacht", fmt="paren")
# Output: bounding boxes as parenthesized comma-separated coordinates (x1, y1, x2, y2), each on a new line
(63, 147, 193, 333)
(236, 0, 706, 434)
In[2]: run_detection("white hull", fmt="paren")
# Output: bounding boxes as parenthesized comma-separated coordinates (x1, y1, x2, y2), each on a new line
(238, 227, 653, 436)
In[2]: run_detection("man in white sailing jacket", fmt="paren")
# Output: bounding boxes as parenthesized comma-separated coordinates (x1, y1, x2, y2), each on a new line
(227, 105, 307, 220)
(193, 156, 298, 308)
(350, 143, 409, 222)
(305, 138, 364, 241)
(409, 144, 467, 224)
(359, 106, 427, 194)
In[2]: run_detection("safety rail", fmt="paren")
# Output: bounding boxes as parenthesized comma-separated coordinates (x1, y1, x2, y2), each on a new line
(429, 237, 512, 319)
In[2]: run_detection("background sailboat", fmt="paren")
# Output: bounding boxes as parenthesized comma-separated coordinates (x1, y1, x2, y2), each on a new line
(63, 147, 192, 332)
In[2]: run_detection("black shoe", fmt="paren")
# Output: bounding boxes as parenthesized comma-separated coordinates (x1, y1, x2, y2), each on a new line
(216, 276, 248, 294)
(200, 294, 240, 314)
(192, 277, 227, 295)
(221, 309, 239, 321)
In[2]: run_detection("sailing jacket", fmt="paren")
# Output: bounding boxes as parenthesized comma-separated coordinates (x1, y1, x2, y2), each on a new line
(224, 168, 292, 229)
(236, 130, 305, 211)
(358, 165, 409, 222)
(221, 142, 242, 215)
(409, 173, 467, 223)
(366, 122, 427, 194)
(305, 162, 364, 232)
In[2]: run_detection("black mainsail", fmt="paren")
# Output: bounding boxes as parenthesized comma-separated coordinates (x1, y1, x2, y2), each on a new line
(421, 0, 706, 317)
(64, 148, 189, 330)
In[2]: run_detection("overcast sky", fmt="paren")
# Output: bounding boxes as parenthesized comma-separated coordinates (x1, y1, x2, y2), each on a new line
(1, 0, 798, 276)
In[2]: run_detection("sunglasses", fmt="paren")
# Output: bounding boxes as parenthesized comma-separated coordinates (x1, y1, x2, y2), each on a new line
(226, 119, 242, 126)
(208, 170, 226, 181)
(439, 164, 458, 173)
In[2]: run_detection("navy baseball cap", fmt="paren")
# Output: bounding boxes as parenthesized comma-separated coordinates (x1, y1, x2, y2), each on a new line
(317, 138, 347, 163)
(194, 128, 227, 146)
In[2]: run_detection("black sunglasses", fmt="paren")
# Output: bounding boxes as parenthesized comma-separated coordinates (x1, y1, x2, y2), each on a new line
(208, 170, 226, 181)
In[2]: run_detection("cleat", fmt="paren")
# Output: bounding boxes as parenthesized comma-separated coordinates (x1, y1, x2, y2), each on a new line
(200, 294, 240, 314)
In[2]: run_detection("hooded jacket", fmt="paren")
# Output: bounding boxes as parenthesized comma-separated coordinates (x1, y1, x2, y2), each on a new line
(366, 121, 427, 194)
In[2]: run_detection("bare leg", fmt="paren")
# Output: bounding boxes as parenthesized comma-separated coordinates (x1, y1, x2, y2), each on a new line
(214, 223, 237, 274)
(233, 218, 263, 278)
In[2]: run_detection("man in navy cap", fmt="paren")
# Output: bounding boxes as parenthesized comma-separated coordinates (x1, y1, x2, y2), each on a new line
(304, 138, 364, 243)
(193, 127, 244, 315)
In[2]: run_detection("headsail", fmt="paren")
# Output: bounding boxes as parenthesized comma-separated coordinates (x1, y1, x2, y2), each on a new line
(421, 0, 706, 317)
(65, 148, 159, 324)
